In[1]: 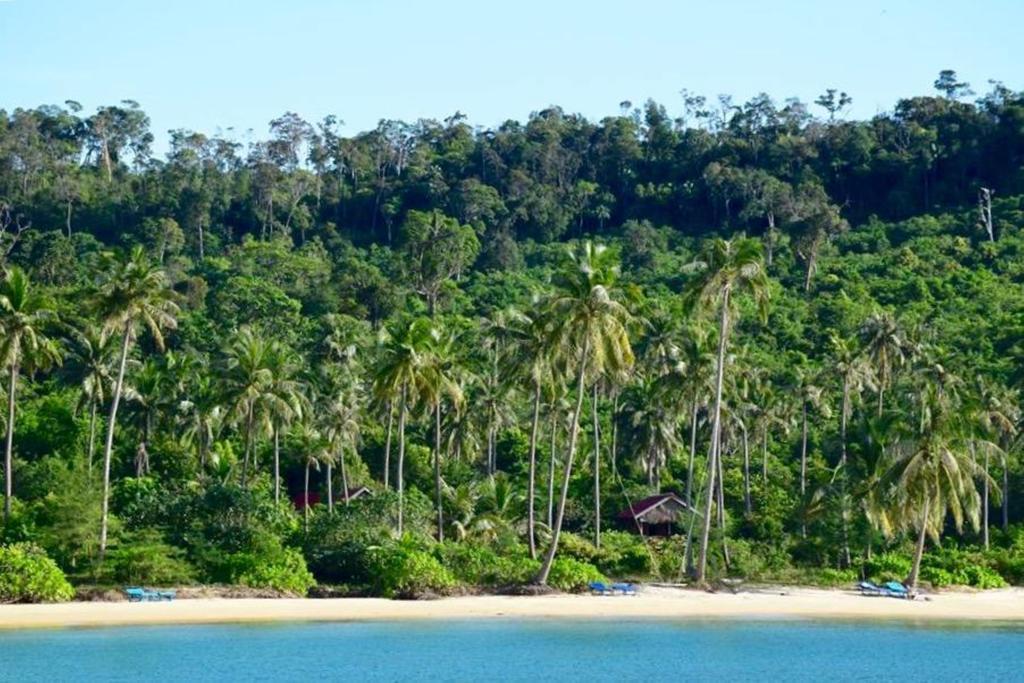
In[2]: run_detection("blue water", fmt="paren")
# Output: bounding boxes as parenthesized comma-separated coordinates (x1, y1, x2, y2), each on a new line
(2, 619, 1023, 682)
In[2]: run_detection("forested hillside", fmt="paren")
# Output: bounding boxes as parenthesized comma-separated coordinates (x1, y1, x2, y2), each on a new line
(2, 71, 1024, 599)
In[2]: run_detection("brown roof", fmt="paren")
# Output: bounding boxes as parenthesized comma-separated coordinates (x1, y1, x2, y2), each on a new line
(616, 492, 689, 521)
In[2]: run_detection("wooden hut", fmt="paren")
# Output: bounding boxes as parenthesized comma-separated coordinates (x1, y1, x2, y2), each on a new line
(616, 493, 690, 536)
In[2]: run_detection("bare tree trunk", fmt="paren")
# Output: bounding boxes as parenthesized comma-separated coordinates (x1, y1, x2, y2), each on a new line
(241, 406, 254, 489)
(907, 497, 931, 591)
(87, 400, 98, 474)
(197, 219, 205, 260)
(434, 401, 444, 542)
(383, 401, 393, 489)
(610, 391, 619, 477)
(742, 426, 752, 515)
(800, 402, 808, 538)
(592, 384, 601, 549)
(3, 361, 18, 525)
(526, 382, 541, 559)
(341, 449, 351, 505)
(326, 460, 334, 514)
(99, 326, 132, 560)
(686, 400, 698, 507)
(717, 439, 730, 568)
(548, 408, 557, 529)
(66, 200, 73, 238)
(535, 341, 590, 585)
(396, 386, 408, 535)
(982, 444, 989, 550)
(839, 381, 852, 568)
(273, 426, 281, 504)
(761, 429, 769, 484)
(696, 287, 730, 585)
(1003, 457, 1010, 531)
(303, 461, 310, 533)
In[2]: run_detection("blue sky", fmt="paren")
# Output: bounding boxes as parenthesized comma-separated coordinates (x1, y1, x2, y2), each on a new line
(2, 0, 1022, 153)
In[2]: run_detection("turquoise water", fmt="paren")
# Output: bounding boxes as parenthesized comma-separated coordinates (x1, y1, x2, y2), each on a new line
(3, 619, 1023, 681)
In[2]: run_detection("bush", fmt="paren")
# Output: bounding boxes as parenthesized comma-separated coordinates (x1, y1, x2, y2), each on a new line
(864, 552, 912, 582)
(368, 538, 456, 597)
(592, 531, 652, 577)
(546, 557, 606, 592)
(99, 530, 196, 586)
(921, 548, 1007, 589)
(230, 546, 316, 595)
(436, 542, 540, 586)
(0, 543, 74, 603)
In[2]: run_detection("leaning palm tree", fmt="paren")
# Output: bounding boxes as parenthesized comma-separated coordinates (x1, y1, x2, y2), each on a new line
(859, 311, 907, 416)
(372, 317, 436, 534)
(882, 383, 992, 591)
(0, 267, 61, 524)
(535, 242, 633, 586)
(94, 246, 179, 558)
(682, 237, 770, 585)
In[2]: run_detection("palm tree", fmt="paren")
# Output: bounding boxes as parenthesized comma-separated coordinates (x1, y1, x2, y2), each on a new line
(623, 373, 683, 491)
(265, 342, 307, 503)
(0, 267, 61, 524)
(94, 246, 179, 558)
(222, 327, 274, 489)
(292, 421, 327, 532)
(536, 242, 633, 586)
(969, 378, 1017, 549)
(324, 385, 361, 511)
(421, 323, 463, 541)
(882, 383, 991, 590)
(792, 366, 832, 536)
(66, 324, 117, 473)
(682, 237, 769, 585)
(830, 332, 875, 567)
(859, 311, 907, 416)
(372, 317, 436, 534)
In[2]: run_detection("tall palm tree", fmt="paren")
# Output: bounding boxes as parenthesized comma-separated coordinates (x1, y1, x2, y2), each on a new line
(792, 366, 831, 536)
(682, 237, 769, 585)
(859, 311, 907, 416)
(969, 378, 1017, 549)
(222, 327, 274, 489)
(324, 384, 362, 510)
(292, 421, 327, 532)
(623, 373, 683, 491)
(94, 246, 179, 558)
(421, 323, 463, 541)
(372, 317, 436, 534)
(265, 342, 307, 503)
(830, 332, 875, 567)
(66, 324, 118, 473)
(536, 242, 633, 586)
(882, 383, 991, 590)
(0, 267, 61, 524)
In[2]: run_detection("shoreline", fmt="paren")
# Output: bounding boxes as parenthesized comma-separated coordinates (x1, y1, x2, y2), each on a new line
(3, 587, 1024, 630)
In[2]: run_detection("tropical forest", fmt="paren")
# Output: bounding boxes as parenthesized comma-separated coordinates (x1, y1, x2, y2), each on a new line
(3, 70, 1024, 602)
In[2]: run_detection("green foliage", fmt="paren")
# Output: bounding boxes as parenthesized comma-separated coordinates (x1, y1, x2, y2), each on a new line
(546, 557, 607, 593)
(863, 552, 913, 582)
(98, 529, 196, 586)
(231, 546, 315, 595)
(0, 543, 74, 603)
(435, 542, 539, 586)
(368, 537, 457, 597)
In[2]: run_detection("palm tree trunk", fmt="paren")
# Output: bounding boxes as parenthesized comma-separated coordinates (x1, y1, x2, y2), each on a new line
(610, 391, 619, 477)
(982, 445, 990, 550)
(536, 340, 590, 585)
(3, 360, 19, 525)
(99, 326, 132, 560)
(396, 385, 408, 535)
(1003, 457, 1010, 531)
(273, 425, 281, 504)
(434, 400, 444, 542)
(303, 461, 310, 533)
(696, 286, 730, 585)
(742, 425, 752, 515)
(526, 382, 541, 559)
(907, 497, 931, 591)
(761, 429, 768, 484)
(800, 401, 808, 537)
(716, 439, 730, 568)
(341, 449, 351, 505)
(686, 400, 698, 507)
(548, 407, 557, 529)
(839, 382, 852, 568)
(592, 384, 601, 549)
(242, 405, 254, 489)
(326, 460, 334, 513)
(383, 401, 393, 489)
(87, 399, 98, 474)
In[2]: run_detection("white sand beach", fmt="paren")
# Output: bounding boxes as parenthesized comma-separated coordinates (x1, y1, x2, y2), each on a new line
(2, 586, 1023, 630)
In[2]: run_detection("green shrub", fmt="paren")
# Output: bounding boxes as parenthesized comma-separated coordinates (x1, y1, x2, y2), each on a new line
(100, 530, 196, 586)
(369, 538, 456, 597)
(557, 533, 598, 563)
(546, 557, 606, 592)
(864, 552, 911, 582)
(0, 543, 74, 603)
(232, 547, 315, 595)
(593, 531, 652, 577)
(921, 548, 1007, 589)
(436, 542, 540, 586)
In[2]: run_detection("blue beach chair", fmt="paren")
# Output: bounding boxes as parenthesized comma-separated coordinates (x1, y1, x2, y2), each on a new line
(589, 581, 612, 595)
(612, 582, 637, 595)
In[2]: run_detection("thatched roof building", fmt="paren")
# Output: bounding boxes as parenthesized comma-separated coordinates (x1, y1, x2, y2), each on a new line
(616, 492, 691, 536)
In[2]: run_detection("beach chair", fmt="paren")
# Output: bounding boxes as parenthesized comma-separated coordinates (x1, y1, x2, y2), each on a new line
(857, 581, 887, 596)
(883, 581, 910, 599)
(589, 581, 612, 595)
(157, 589, 176, 601)
(124, 587, 147, 602)
(611, 582, 637, 595)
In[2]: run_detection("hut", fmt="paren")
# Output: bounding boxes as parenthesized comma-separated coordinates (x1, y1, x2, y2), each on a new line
(335, 486, 371, 504)
(616, 493, 690, 536)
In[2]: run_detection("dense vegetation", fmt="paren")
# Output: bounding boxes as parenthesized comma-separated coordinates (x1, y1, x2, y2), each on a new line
(2, 70, 1024, 598)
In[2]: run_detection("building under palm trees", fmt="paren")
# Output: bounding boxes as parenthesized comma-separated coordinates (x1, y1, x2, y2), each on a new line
(617, 493, 691, 536)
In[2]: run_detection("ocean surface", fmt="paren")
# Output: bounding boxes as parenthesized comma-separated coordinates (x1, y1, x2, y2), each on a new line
(2, 618, 1023, 682)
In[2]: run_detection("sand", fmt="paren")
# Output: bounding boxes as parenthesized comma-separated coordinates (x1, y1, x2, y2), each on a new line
(2, 586, 1024, 630)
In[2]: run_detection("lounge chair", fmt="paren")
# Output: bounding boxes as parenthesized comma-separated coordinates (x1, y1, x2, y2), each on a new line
(589, 581, 612, 595)
(157, 589, 176, 601)
(884, 581, 910, 599)
(611, 582, 637, 595)
(857, 580, 887, 596)
(124, 587, 173, 602)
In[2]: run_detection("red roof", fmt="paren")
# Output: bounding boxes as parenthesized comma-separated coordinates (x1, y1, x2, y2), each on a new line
(617, 492, 689, 521)
(292, 492, 321, 510)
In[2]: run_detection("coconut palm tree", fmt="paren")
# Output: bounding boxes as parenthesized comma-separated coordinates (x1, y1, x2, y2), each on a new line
(178, 370, 223, 473)
(66, 324, 118, 474)
(421, 323, 464, 541)
(968, 378, 1017, 549)
(535, 242, 633, 586)
(623, 373, 683, 491)
(882, 382, 992, 591)
(372, 317, 436, 534)
(93, 247, 178, 559)
(324, 384, 361, 511)
(222, 327, 274, 489)
(830, 332, 875, 567)
(859, 311, 907, 416)
(791, 366, 832, 536)
(292, 421, 328, 532)
(0, 267, 61, 524)
(264, 342, 307, 503)
(681, 237, 769, 585)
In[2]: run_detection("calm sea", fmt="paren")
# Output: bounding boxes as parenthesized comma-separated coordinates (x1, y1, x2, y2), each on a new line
(2, 618, 1022, 681)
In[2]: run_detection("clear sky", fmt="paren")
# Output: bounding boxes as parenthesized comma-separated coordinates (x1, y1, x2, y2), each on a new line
(2, 0, 1022, 153)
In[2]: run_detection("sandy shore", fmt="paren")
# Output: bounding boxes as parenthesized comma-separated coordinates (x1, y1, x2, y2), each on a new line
(2, 586, 1024, 630)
